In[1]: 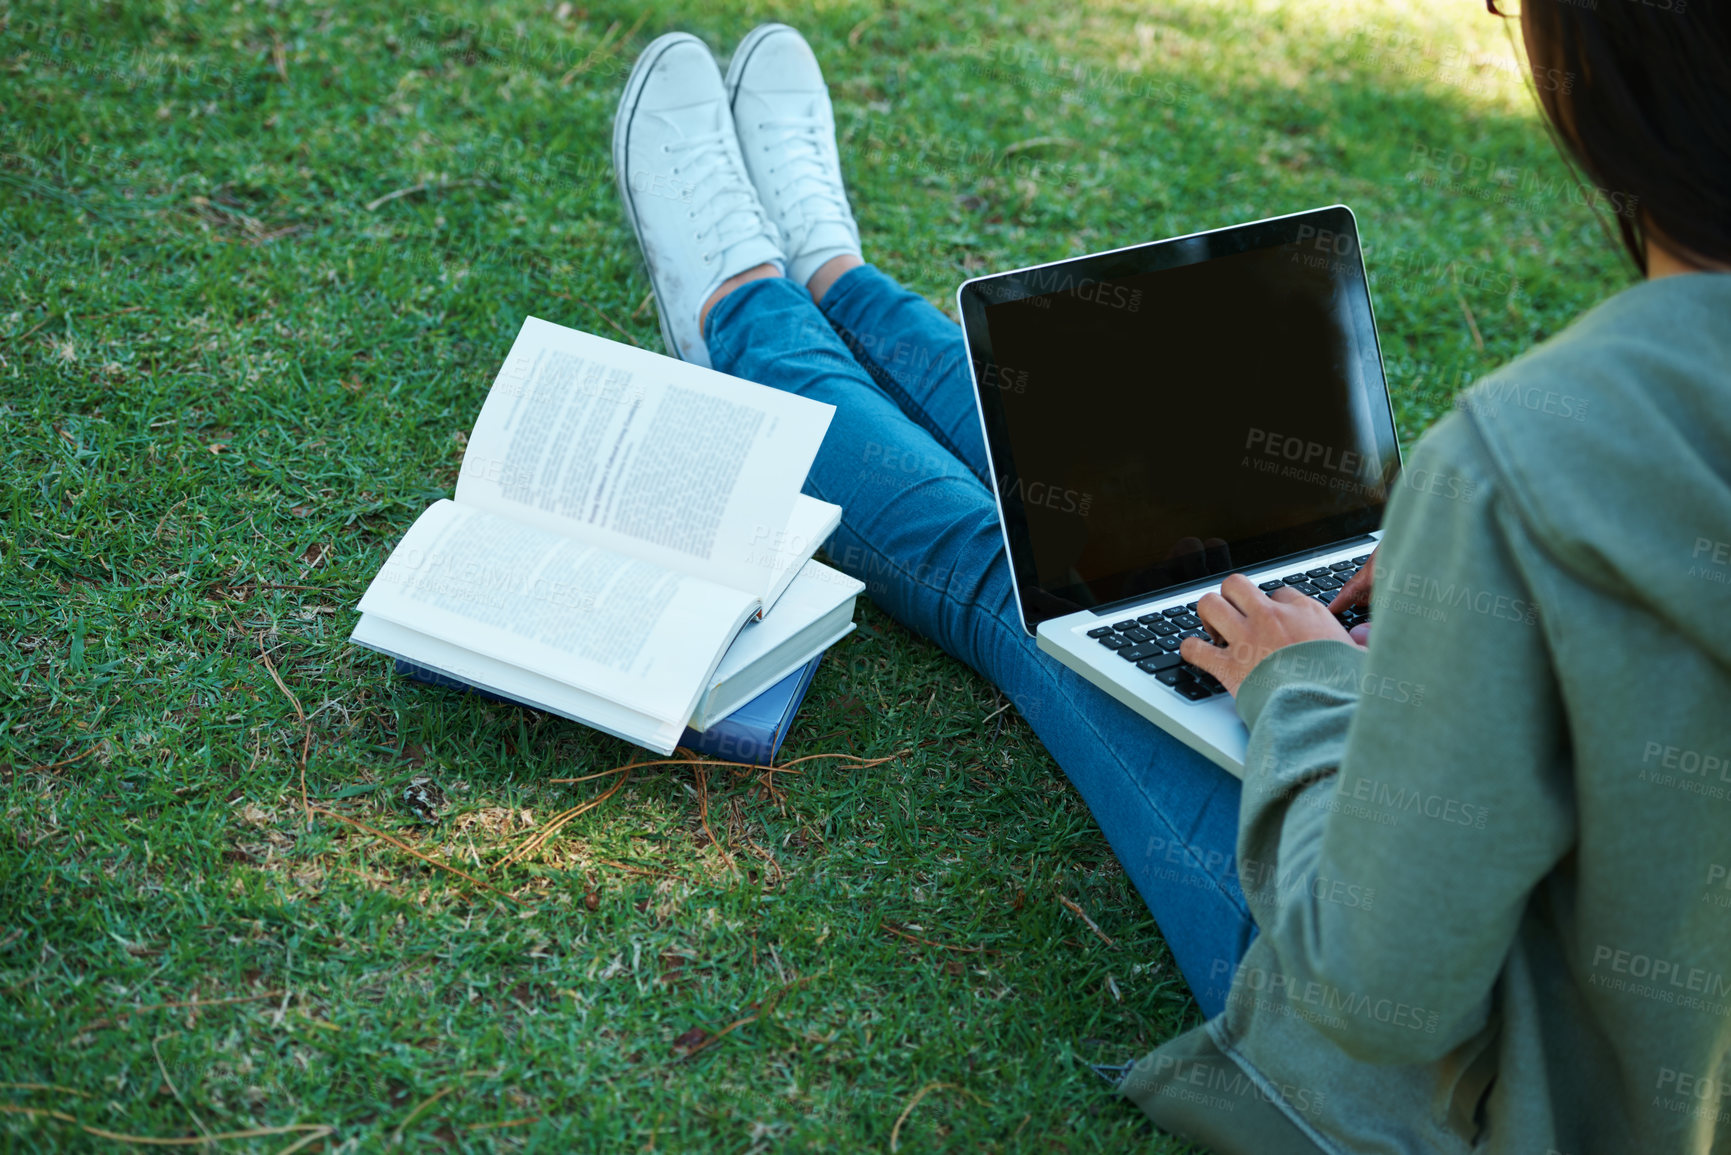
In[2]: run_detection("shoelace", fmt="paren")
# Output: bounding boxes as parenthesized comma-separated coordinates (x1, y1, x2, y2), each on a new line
(663, 130, 778, 266)
(757, 115, 854, 251)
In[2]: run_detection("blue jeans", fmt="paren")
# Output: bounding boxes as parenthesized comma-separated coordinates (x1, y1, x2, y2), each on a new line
(706, 265, 1255, 1015)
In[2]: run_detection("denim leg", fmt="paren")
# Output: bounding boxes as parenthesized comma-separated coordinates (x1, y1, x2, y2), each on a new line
(816, 263, 993, 486)
(706, 276, 1255, 1014)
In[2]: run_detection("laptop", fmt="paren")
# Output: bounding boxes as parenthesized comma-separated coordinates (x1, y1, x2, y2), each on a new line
(957, 205, 1402, 776)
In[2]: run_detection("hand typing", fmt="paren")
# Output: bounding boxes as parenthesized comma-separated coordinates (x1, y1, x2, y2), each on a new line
(1179, 574, 1356, 696)
(1327, 546, 1377, 647)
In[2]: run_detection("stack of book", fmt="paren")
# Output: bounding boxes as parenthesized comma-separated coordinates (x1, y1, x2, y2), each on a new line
(349, 318, 864, 763)
(393, 650, 828, 767)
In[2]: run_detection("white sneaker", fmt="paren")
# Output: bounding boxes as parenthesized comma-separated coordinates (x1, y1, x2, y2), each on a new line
(724, 24, 863, 291)
(613, 32, 785, 367)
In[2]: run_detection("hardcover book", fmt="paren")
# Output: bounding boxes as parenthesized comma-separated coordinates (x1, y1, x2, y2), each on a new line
(396, 651, 828, 767)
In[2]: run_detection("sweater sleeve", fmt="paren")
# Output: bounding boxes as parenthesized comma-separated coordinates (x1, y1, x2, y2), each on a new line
(1232, 411, 1577, 1065)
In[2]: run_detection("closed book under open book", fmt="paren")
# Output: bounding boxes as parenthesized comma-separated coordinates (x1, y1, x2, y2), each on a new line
(395, 650, 828, 768)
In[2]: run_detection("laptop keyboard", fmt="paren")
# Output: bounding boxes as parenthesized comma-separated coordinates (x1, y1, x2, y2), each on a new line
(1085, 555, 1373, 701)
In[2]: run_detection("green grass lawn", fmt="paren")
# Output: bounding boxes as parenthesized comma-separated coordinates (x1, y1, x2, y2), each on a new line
(1, 0, 1632, 1149)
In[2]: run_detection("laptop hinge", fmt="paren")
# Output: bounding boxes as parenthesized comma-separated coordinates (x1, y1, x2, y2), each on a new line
(1085, 534, 1379, 618)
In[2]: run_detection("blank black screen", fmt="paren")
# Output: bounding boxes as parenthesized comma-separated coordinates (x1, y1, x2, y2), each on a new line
(978, 220, 1398, 619)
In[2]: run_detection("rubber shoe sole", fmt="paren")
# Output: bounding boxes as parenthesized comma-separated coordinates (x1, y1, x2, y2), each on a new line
(612, 31, 709, 363)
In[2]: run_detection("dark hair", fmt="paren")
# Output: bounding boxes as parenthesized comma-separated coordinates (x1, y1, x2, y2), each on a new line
(1518, 0, 1731, 273)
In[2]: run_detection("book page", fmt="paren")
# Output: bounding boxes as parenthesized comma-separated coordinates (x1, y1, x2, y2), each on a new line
(357, 500, 756, 721)
(456, 317, 834, 600)
(714, 560, 863, 684)
(751, 494, 842, 619)
(687, 560, 860, 730)
(351, 615, 687, 755)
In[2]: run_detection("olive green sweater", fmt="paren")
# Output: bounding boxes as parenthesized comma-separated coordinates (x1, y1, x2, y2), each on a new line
(1123, 272, 1731, 1154)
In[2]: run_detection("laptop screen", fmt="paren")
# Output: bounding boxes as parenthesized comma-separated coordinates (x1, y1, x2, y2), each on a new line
(963, 206, 1400, 628)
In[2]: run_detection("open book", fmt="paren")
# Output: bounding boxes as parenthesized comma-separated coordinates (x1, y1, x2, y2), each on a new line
(350, 317, 855, 754)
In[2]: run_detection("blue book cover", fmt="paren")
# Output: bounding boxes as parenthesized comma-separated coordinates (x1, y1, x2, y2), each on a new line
(392, 653, 825, 767)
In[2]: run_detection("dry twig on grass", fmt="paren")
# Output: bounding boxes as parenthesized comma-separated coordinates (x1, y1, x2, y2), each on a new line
(496, 770, 630, 868)
(312, 808, 519, 904)
(672, 969, 827, 1062)
(392, 1085, 459, 1145)
(151, 1033, 211, 1145)
(22, 746, 97, 774)
(465, 1116, 540, 1132)
(532, 749, 904, 877)
(550, 291, 642, 346)
(890, 1082, 982, 1151)
(128, 992, 285, 1014)
(0, 1106, 333, 1149)
(0, 1084, 89, 1097)
(1057, 894, 1115, 947)
(693, 765, 737, 875)
(880, 922, 988, 954)
(557, 11, 649, 85)
(546, 748, 905, 785)
(362, 178, 496, 212)
(593, 859, 681, 881)
(255, 632, 311, 819)
(741, 833, 785, 886)
(73, 991, 286, 1035)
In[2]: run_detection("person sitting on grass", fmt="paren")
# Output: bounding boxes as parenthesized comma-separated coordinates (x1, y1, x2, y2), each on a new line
(608, 9, 1729, 1154)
